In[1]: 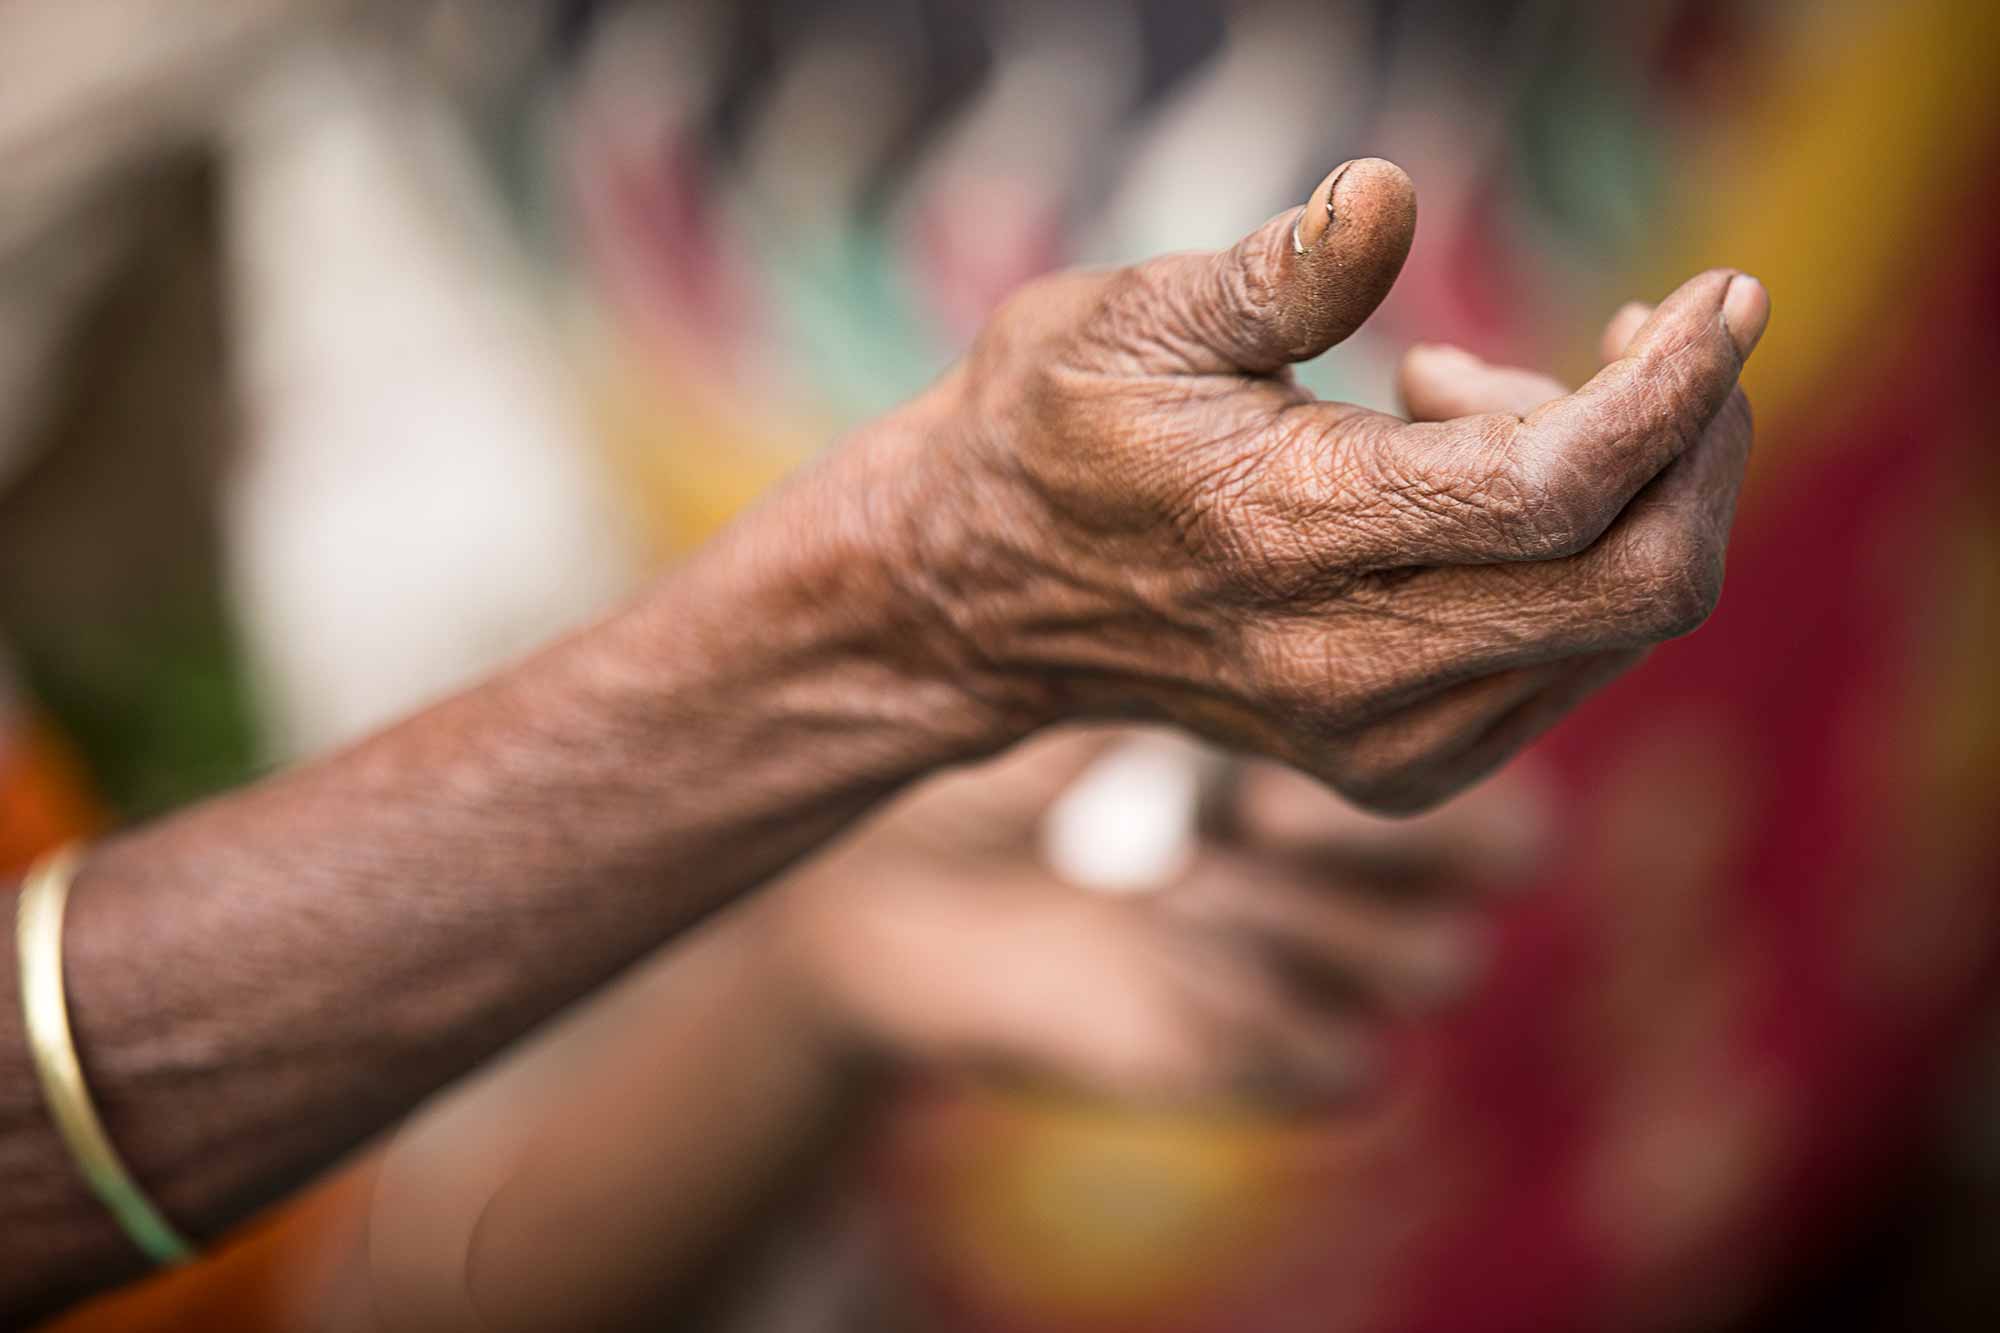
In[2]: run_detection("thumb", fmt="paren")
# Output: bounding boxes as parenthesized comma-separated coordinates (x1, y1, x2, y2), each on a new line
(1121, 158, 1417, 376)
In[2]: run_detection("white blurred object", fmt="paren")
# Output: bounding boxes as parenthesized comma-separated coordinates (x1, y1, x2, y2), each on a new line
(1077, 0, 1364, 262)
(222, 38, 638, 761)
(1040, 731, 1223, 895)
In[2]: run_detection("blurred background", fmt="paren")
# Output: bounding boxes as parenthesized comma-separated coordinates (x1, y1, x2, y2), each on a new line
(4, 0, 1997, 1328)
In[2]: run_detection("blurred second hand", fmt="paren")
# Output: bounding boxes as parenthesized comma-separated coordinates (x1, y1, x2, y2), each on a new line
(1040, 732, 1231, 895)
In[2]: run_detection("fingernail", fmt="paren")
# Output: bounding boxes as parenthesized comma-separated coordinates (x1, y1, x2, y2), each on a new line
(1721, 273, 1769, 360)
(1293, 160, 1356, 254)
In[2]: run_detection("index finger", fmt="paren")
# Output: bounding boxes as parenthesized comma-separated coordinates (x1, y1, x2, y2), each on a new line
(1314, 269, 1767, 570)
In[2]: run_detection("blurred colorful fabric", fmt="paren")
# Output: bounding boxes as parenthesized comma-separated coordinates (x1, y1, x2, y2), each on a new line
(0, 662, 102, 878)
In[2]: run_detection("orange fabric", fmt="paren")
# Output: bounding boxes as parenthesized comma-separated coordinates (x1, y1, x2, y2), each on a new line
(40, 1164, 380, 1333)
(0, 720, 104, 877)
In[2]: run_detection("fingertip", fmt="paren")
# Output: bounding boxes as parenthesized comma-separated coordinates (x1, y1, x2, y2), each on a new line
(1615, 267, 1758, 365)
(1404, 340, 1479, 366)
(1196, 158, 1418, 374)
(1295, 157, 1417, 255)
(1396, 341, 1476, 418)
(1331, 158, 1417, 257)
(1336, 157, 1418, 220)
(1397, 339, 1473, 383)
(1722, 273, 1770, 360)
(1685, 267, 1745, 301)
(1400, 348, 1568, 421)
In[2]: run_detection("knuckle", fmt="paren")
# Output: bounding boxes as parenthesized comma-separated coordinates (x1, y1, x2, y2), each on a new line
(1396, 418, 1609, 561)
(1113, 220, 1292, 369)
(1503, 438, 1606, 558)
(1635, 337, 1717, 453)
(1230, 223, 1290, 319)
(1188, 247, 1273, 363)
(1245, 627, 1365, 728)
(1616, 523, 1724, 639)
(1367, 419, 1517, 547)
(1080, 262, 1198, 368)
(1217, 441, 1372, 601)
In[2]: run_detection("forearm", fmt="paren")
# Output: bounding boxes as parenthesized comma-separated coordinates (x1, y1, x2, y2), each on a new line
(0, 417, 1004, 1320)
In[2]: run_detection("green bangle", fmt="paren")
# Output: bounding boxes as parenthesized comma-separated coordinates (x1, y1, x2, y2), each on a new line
(16, 845, 197, 1267)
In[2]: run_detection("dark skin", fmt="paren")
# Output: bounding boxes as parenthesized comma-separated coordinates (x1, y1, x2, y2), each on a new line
(0, 159, 1766, 1323)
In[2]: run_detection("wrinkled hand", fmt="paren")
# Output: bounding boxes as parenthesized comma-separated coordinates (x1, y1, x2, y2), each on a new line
(900, 158, 1765, 810)
(769, 727, 1550, 1108)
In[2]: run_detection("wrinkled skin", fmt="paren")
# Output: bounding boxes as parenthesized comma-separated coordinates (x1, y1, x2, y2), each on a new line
(772, 288, 1697, 1111)
(889, 158, 1765, 810)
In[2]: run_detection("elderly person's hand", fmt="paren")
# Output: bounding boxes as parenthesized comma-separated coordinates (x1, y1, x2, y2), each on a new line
(873, 158, 1763, 810)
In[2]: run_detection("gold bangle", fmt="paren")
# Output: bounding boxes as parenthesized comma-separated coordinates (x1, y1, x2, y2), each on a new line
(16, 845, 196, 1266)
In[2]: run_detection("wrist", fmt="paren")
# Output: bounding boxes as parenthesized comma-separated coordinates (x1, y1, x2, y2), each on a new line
(838, 378, 1082, 740)
(767, 388, 1063, 752)
(855, 372, 1246, 741)
(601, 423, 1024, 787)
